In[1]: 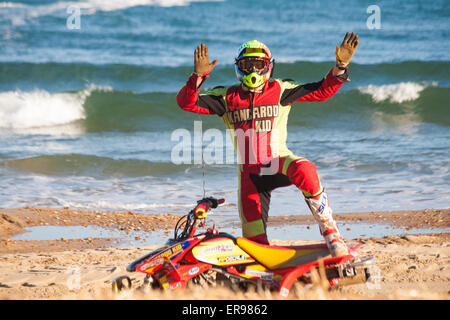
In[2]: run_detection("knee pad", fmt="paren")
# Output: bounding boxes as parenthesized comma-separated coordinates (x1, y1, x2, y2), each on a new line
(286, 159, 322, 197)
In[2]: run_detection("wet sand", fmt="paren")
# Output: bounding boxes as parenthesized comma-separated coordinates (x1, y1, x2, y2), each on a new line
(0, 207, 449, 299)
(0, 207, 180, 254)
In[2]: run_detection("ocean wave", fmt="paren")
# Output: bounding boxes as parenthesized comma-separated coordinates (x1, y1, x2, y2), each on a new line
(0, 85, 111, 129)
(0, 2, 26, 8)
(1, 1, 449, 66)
(0, 0, 223, 17)
(0, 154, 188, 177)
(0, 89, 87, 129)
(357, 82, 437, 104)
(1, 61, 448, 92)
(0, 79, 447, 132)
(79, 0, 223, 12)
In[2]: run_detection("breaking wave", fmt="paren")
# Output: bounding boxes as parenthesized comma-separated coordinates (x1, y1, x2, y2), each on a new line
(358, 82, 437, 104)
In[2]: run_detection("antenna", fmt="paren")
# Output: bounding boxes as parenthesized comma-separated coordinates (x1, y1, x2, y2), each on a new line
(197, 115, 206, 199)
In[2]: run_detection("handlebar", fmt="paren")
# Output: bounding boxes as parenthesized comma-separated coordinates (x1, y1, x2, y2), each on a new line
(172, 197, 225, 242)
(192, 197, 225, 218)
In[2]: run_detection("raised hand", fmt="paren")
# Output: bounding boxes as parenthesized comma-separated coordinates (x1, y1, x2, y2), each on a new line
(335, 32, 359, 65)
(194, 43, 218, 76)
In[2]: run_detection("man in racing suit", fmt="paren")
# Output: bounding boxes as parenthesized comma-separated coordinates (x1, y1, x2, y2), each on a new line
(177, 33, 359, 257)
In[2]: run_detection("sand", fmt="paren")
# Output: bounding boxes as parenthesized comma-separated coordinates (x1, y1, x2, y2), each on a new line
(0, 207, 449, 300)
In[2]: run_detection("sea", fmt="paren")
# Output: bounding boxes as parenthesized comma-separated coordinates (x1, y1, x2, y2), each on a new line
(0, 0, 449, 225)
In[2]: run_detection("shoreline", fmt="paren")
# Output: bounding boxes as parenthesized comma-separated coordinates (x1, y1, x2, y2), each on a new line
(0, 207, 449, 254)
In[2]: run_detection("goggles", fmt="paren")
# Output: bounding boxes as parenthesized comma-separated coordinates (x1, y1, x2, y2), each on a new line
(237, 57, 270, 74)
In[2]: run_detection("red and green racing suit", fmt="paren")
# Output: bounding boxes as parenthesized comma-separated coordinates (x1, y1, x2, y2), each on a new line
(177, 68, 348, 244)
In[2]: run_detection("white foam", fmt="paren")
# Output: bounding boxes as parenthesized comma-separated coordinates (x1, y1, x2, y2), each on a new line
(60, 199, 193, 212)
(0, 2, 26, 8)
(0, 86, 109, 129)
(358, 82, 436, 104)
(1, 0, 223, 17)
(79, 0, 223, 11)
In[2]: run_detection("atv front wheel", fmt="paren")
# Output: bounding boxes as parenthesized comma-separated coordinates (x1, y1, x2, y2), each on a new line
(112, 276, 132, 293)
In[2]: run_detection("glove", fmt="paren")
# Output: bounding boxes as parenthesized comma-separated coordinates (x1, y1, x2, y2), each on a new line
(194, 43, 218, 76)
(335, 32, 359, 65)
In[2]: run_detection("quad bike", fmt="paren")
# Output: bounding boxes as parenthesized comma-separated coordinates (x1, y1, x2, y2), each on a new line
(111, 197, 377, 297)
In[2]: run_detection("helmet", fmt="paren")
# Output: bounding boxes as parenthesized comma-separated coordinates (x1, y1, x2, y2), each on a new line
(235, 40, 274, 89)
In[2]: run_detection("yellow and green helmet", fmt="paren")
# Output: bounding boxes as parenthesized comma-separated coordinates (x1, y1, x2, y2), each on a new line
(235, 40, 274, 89)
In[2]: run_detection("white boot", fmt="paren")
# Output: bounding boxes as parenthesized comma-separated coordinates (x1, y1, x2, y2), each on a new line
(305, 191, 349, 257)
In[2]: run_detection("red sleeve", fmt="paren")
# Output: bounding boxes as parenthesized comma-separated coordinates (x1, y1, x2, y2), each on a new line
(176, 73, 216, 115)
(279, 68, 347, 106)
(295, 69, 344, 102)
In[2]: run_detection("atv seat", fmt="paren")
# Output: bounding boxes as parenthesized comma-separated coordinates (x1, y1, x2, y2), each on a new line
(236, 237, 331, 270)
